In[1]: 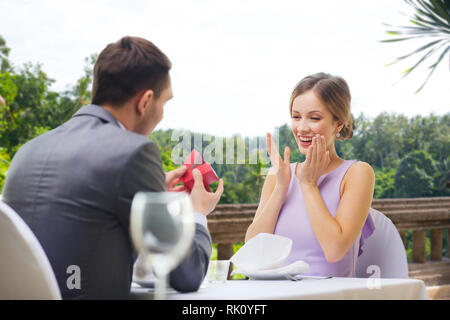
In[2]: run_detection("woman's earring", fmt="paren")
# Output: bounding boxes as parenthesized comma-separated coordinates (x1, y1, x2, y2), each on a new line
(336, 132, 341, 138)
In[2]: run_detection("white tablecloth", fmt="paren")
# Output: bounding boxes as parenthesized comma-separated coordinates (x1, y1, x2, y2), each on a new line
(131, 277, 428, 300)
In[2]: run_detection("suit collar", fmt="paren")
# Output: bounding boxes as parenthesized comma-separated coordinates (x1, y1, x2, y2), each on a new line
(72, 104, 121, 128)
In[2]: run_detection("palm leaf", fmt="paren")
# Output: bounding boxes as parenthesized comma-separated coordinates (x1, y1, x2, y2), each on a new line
(387, 39, 445, 66)
(383, 0, 450, 92)
(412, 12, 450, 30)
(400, 41, 448, 78)
(415, 45, 450, 92)
(381, 34, 442, 43)
(426, 0, 450, 22)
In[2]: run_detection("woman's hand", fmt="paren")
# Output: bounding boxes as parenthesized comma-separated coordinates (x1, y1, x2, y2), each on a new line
(296, 134, 330, 186)
(266, 132, 291, 193)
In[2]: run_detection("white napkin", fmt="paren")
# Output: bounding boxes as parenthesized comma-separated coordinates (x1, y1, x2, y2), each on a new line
(230, 233, 309, 275)
(232, 260, 309, 276)
(230, 233, 292, 272)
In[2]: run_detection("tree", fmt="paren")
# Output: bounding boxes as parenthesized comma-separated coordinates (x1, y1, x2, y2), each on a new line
(0, 63, 55, 155)
(374, 168, 396, 198)
(433, 155, 450, 195)
(0, 35, 13, 73)
(0, 37, 98, 157)
(0, 148, 10, 192)
(394, 150, 436, 197)
(382, 0, 450, 92)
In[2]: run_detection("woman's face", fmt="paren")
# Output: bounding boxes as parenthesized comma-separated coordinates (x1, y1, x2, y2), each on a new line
(290, 90, 342, 155)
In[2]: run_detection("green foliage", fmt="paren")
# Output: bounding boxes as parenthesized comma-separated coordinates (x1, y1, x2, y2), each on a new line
(0, 72, 18, 103)
(374, 168, 396, 199)
(0, 148, 10, 192)
(0, 36, 96, 158)
(394, 150, 436, 197)
(0, 35, 13, 73)
(382, 0, 450, 92)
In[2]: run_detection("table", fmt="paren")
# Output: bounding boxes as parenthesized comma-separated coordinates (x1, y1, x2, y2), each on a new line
(130, 277, 428, 300)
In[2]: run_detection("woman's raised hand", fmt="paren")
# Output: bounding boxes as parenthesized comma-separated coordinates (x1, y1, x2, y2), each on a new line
(296, 134, 330, 186)
(266, 132, 291, 193)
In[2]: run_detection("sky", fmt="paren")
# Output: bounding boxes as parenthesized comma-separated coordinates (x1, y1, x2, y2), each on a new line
(1, 0, 449, 137)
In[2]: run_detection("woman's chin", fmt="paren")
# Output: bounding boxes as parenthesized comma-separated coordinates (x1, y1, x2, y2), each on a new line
(296, 143, 309, 155)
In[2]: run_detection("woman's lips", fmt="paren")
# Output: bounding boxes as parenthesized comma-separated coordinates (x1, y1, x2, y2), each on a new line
(297, 136, 313, 148)
(299, 140, 312, 148)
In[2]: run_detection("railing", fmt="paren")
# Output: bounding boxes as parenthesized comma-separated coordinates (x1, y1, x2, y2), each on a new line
(207, 197, 450, 285)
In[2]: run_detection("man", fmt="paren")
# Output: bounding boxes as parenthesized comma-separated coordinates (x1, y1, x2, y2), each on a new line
(2, 36, 224, 299)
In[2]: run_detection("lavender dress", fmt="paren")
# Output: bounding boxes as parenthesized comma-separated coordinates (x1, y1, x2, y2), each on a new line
(274, 160, 375, 277)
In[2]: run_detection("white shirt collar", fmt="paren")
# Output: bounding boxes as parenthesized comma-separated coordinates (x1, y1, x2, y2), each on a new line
(117, 120, 126, 131)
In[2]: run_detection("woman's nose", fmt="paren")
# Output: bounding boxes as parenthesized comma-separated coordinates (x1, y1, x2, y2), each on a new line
(296, 120, 310, 134)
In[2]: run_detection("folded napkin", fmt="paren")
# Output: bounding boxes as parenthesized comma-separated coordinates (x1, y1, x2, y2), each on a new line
(230, 233, 309, 275)
(232, 260, 309, 276)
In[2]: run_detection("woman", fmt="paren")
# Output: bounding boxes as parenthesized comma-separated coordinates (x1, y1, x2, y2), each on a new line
(245, 73, 375, 277)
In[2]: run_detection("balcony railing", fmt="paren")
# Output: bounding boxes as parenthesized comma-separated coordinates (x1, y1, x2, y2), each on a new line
(207, 197, 450, 287)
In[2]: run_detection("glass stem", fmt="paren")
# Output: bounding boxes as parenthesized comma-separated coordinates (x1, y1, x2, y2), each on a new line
(154, 270, 168, 300)
(153, 258, 170, 300)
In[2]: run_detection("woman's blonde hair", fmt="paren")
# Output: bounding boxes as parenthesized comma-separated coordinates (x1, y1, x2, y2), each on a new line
(289, 72, 353, 140)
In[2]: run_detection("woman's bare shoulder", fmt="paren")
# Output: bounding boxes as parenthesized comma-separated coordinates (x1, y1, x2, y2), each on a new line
(348, 161, 374, 177)
(341, 161, 374, 195)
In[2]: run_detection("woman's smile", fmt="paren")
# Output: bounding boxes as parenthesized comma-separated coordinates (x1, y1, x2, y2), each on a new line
(297, 135, 314, 148)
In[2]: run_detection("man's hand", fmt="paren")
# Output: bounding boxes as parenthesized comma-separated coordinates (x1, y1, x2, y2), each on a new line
(190, 169, 224, 216)
(165, 166, 188, 192)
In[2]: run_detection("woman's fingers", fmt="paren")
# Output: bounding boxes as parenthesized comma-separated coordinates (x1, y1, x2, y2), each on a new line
(305, 140, 312, 167)
(321, 136, 327, 165)
(266, 133, 272, 157)
(284, 146, 290, 165)
(267, 133, 276, 162)
(312, 136, 318, 165)
(317, 135, 323, 163)
(267, 132, 282, 169)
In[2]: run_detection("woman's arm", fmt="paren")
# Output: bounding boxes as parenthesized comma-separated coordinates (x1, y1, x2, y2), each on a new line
(297, 136, 375, 262)
(300, 162, 374, 262)
(245, 172, 287, 242)
(245, 133, 291, 242)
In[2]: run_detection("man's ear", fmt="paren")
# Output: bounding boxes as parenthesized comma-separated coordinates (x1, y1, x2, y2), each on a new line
(136, 90, 154, 116)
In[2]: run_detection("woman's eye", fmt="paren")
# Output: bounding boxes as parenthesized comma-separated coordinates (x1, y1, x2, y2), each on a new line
(311, 117, 320, 121)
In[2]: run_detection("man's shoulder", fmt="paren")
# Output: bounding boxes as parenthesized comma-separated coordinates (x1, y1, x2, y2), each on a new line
(109, 128, 160, 157)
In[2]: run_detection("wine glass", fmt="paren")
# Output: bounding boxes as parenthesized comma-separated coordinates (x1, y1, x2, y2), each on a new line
(130, 191, 195, 300)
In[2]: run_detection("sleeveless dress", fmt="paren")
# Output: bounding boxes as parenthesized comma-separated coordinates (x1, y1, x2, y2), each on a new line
(273, 160, 375, 277)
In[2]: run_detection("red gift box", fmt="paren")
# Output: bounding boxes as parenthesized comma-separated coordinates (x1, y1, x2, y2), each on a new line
(181, 150, 219, 192)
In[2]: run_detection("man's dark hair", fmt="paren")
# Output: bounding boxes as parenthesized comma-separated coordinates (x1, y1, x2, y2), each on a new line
(92, 36, 172, 107)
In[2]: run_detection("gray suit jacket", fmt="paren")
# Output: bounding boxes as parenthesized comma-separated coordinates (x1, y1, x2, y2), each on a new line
(2, 104, 212, 299)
